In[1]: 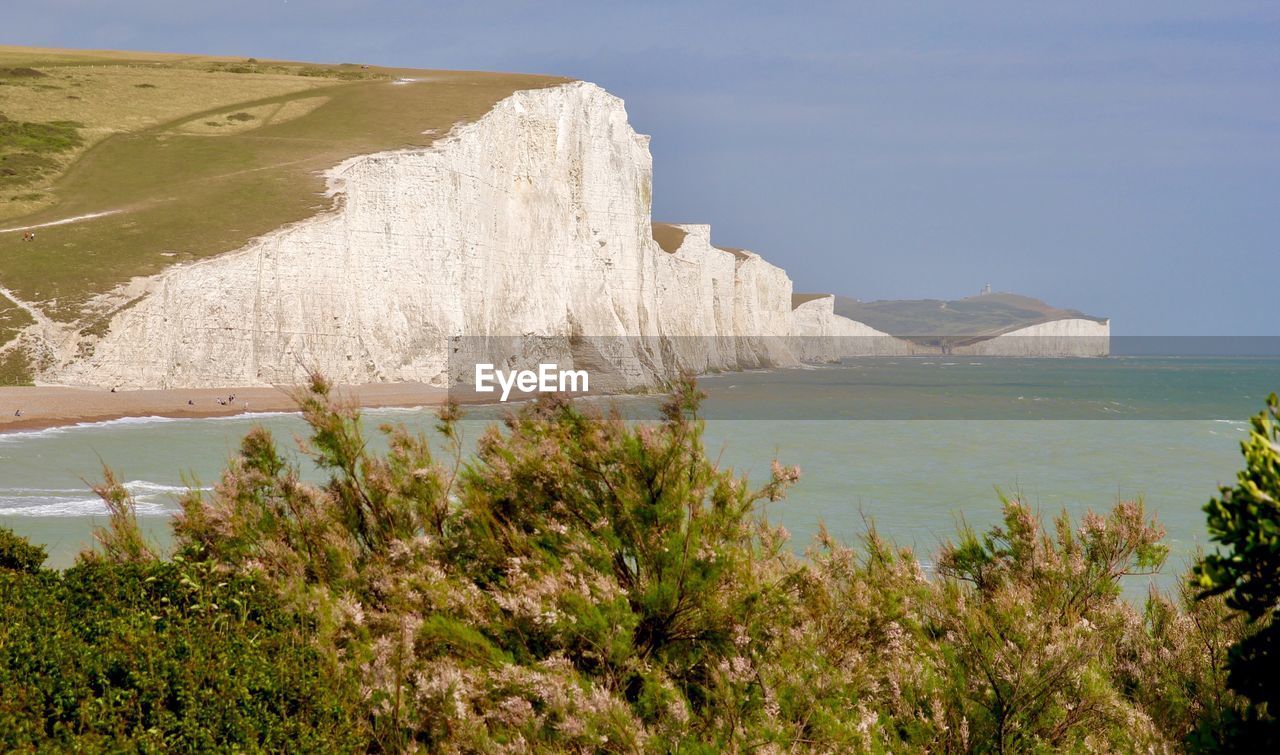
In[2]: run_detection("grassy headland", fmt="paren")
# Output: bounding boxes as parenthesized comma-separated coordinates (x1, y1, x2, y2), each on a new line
(0, 46, 568, 383)
(833, 291, 1108, 346)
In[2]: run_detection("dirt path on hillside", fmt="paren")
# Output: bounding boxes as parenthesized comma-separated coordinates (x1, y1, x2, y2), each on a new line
(0, 284, 56, 334)
(0, 210, 124, 234)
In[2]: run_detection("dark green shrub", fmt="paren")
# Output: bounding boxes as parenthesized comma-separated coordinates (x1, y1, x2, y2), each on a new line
(0, 531, 366, 751)
(1195, 393, 1280, 746)
(0, 525, 45, 572)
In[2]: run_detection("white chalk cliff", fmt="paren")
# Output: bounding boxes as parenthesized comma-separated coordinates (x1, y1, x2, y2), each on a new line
(48, 81, 1107, 390)
(788, 295, 914, 361)
(944, 318, 1110, 357)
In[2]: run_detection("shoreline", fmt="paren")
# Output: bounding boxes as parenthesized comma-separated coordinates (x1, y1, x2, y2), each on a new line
(0, 382, 454, 435)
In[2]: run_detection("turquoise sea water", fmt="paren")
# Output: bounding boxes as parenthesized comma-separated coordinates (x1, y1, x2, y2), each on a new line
(2, 357, 1278, 596)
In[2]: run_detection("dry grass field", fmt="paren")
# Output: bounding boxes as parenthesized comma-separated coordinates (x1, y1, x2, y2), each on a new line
(651, 222, 688, 254)
(0, 45, 568, 383)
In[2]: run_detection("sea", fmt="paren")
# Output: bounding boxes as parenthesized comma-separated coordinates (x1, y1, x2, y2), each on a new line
(3, 355, 1279, 598)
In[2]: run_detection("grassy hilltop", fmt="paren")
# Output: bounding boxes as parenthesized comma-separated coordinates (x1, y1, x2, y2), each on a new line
(0, 46, 567, 383)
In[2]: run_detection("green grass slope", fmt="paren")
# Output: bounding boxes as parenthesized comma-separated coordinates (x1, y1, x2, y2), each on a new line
(0, 46, 568, 383)
(833, 292, 1107, 347)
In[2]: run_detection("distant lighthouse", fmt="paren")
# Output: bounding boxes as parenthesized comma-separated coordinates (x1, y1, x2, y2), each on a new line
(981, 283, 992, 296)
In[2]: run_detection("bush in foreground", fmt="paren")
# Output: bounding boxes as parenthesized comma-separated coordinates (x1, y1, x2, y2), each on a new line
(0, 376, 1266, 751)
(1194, 393, 1280, 748)
(0, 547, 365, 750)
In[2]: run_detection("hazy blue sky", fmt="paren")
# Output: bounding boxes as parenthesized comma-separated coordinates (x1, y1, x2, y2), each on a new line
(5, 1, 1277, 334)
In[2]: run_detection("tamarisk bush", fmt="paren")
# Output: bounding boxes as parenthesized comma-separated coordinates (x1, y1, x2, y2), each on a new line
(1, 374, 1263, 751)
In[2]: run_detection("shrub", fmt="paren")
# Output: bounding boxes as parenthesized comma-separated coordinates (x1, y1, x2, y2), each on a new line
(0, 525, 45, 572)
(1, 376, 1254, 750)
(0, 536, 366, 750)
(1142, 568, 1251, 749)
(932, 498, 1170, 750)
(168, 375, 1226, 751)
(173, 375, 811, 750)
(1194, 393, 1280, 746)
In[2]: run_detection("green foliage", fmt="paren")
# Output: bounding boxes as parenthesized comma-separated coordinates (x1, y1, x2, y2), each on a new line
(0, 115, 82, 185)
(0, 342, 35, 385)
(0, 376, 1258, 750)
(173, 376, 812, 750)
(166, 375, 1238, 751)
(1194, 393, 1280, 745)
(0, 537, 366, 750)
(1196, 394, 1280, 619)
(0, 524, 46, 572)
(931, 499, 1168, 750)
(296, 66, 381, 80)
(0, 118, 83, 154)
(85, 464, 159, 564)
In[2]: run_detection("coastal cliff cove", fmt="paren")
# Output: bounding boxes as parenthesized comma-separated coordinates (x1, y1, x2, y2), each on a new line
(0, 18, 1277, 754)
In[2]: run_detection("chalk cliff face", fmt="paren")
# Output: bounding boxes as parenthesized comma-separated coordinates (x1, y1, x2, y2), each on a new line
(789, 297, 1110, 358)
(48, 81, 1107, 390)
(59, 82, 671, 388)
(730, 249, 799, 369)
(947, 318, 1110, 357)
(649, 224, 739, 374)
(789, 295, 914, 361)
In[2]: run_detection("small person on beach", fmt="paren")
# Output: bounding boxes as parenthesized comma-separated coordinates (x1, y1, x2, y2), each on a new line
(14, 409, 21, 417)
(187, 399, 194, 406)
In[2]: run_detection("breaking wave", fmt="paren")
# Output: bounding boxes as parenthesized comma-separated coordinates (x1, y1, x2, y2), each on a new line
(0, 480, 202, 517)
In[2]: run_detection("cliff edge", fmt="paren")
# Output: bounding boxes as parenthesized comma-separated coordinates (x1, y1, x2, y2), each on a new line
(31, 79, 1104, 389)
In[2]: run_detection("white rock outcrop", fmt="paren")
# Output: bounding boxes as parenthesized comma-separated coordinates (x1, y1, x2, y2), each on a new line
(788, 295, 915, 360)
(46, 81, 1108, 390)
(649, 224, 739, 373)
(58, 82, 671, 388)
(948, 318, 1110, 357)
(789, 297, 1111, 358)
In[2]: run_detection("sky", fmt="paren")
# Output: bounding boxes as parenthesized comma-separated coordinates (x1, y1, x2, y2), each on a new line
(4, 1, 1277, 335)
